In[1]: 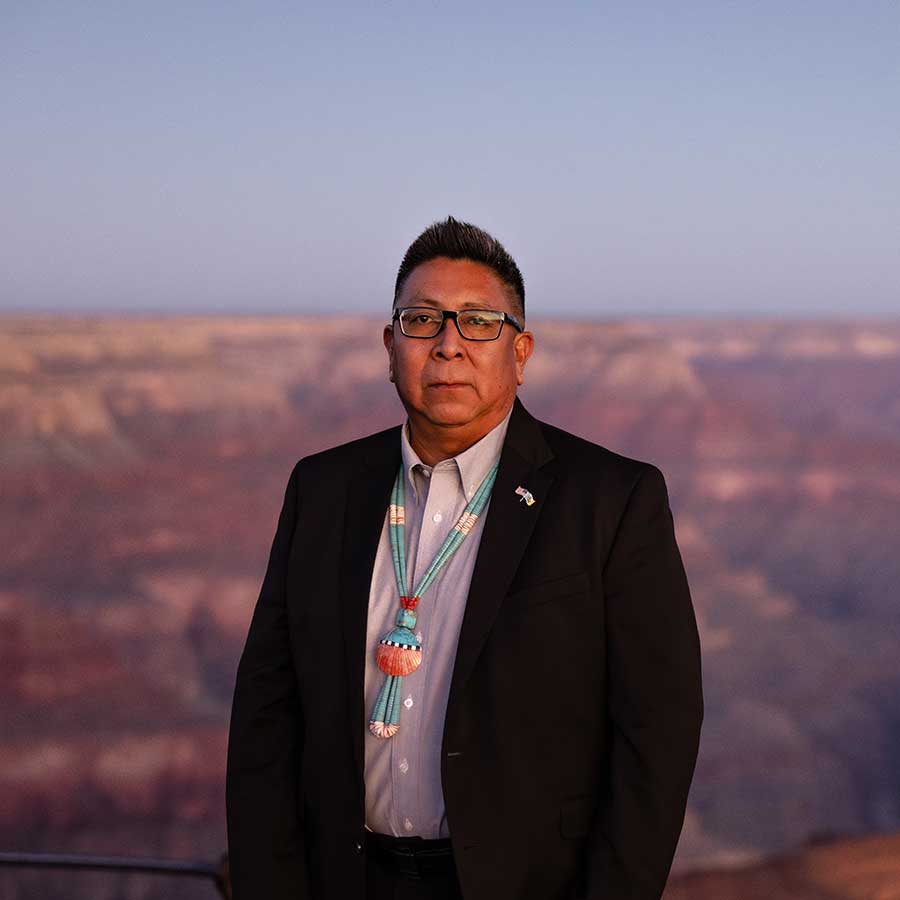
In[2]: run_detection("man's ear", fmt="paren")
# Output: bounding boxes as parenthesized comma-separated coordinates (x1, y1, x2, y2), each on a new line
(514, 330, 534, 386)
(383, 324, 395, 382)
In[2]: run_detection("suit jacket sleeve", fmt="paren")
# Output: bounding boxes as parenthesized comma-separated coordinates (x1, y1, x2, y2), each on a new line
(582, 464, 703, 900)
(226, 460, 310, 900)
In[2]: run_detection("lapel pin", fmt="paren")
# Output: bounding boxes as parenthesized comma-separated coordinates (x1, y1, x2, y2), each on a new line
(515, 486, 536, 506)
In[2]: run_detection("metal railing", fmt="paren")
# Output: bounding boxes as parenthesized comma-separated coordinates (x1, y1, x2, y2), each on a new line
(0, 850, 231, 898)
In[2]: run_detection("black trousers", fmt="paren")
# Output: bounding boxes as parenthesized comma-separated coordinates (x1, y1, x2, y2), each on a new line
(365, 842, 464, 899)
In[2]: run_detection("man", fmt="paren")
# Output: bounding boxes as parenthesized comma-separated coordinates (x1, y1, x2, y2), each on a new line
(226, 217, 703, 900)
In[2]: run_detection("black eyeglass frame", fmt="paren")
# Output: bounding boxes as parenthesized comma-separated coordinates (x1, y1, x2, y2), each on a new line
(391, 306, 525, 341)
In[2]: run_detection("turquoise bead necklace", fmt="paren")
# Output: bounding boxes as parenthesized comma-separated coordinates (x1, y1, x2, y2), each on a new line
(368, 460, 500, 738)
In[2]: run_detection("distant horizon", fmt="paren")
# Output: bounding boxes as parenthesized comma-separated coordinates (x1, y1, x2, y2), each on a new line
(1, 304, 898, 322)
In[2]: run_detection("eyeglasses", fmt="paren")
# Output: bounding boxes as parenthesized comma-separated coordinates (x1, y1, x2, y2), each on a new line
(392, 307, 524, 341)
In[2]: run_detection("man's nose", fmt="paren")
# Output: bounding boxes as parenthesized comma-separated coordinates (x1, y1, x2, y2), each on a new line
(432, 317, 466, 359)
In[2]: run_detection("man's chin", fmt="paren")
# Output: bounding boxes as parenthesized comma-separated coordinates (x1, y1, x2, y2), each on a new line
(415, 398, 483, 429)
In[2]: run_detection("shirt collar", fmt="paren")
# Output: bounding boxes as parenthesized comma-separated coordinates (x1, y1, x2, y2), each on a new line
(400, 404, 513, 504)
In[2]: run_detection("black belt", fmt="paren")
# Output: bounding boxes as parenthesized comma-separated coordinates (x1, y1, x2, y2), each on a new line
(365, 831, 456, 879)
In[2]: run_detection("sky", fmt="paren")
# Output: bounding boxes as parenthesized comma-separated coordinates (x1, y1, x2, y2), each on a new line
(2, 1, 898, 317)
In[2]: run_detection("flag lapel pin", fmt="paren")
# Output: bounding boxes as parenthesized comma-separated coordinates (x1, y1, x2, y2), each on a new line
(514, 486, 536, 506)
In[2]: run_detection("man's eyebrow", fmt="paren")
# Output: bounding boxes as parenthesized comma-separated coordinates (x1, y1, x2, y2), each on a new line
(406, 295, 495, 309)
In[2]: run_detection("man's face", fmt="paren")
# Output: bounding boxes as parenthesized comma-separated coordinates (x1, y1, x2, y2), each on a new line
(383, 257, 534, 436)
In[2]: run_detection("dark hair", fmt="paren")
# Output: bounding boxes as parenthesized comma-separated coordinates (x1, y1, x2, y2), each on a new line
(394, 216, 525, 319)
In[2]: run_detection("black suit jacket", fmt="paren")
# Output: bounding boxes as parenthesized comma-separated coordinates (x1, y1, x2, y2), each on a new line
(226, 397, 703, 900)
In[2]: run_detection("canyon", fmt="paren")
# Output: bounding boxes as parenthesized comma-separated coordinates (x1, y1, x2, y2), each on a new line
(2, 313, 899, 898)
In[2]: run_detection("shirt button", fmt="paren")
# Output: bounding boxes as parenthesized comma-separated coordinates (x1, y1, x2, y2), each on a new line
(433, 512, 443, 523)
(355, 840, 364, 854)
(404, 818, 414, 833)
(404, 695, 414, 709)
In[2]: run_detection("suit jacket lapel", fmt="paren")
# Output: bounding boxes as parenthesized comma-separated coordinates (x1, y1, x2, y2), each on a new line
(339, 428, 401, 780)
(446, 397, 556, 714)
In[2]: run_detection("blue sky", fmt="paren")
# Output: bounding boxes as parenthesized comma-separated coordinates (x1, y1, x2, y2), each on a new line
(2, 1, 898, 316)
